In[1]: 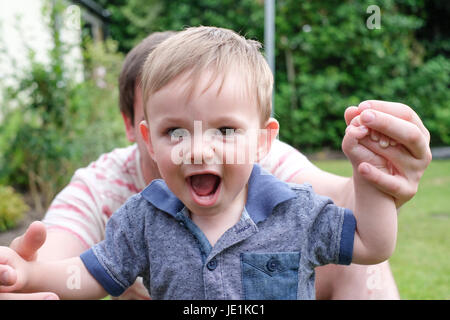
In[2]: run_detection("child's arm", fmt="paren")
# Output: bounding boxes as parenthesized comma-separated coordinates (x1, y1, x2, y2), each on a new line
(0, 246, 107, 299)
(342, 120, 398, 265)
(350, 170, 397, 264)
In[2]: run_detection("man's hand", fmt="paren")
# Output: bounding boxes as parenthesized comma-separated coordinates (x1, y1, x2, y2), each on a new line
(0, 221, 59, 299)
(342, 114, 393, 177)
(344, 100, 432, 208)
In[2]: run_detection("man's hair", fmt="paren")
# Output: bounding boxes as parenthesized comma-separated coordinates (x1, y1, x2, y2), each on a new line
(141, 26, 273, 123)
(119, 31, 177, 123)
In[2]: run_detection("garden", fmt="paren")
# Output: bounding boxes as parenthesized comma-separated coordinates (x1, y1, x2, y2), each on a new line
(0, 0, 448, 299)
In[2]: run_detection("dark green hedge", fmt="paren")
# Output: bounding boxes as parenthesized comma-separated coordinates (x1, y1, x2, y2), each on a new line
(92, 0, 450, 150)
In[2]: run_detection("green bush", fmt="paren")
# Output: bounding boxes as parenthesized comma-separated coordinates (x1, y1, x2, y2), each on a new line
(0, 185, 28, 231)
(100, 0, 450, 151)
(0, 1, 127, 212)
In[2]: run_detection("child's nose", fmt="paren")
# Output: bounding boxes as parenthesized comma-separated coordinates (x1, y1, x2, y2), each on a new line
(189, 140, 215, 164)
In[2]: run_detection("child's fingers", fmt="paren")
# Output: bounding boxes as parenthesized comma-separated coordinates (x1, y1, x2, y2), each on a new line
(342, 126, 375, 166)
(359, 109, 429, 159)
(358, 135, 421, 174)
(346, 124, 369, 140)
(378, 132, 390, 148)
(0, 264, 17, 289)
(368, 129, 398, 149)
(344, 106, 360, 125)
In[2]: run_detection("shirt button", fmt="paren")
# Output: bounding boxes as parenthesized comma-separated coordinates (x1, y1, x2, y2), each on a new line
(267, 258, 280, 272)
(206, 259, 217, 271)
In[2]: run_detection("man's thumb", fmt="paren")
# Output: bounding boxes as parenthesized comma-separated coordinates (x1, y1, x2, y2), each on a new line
(9, 221, 46, 261)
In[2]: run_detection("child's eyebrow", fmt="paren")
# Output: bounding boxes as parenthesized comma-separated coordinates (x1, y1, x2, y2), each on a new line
(211, 115, 248, 127)
(156, 116, 186, 126)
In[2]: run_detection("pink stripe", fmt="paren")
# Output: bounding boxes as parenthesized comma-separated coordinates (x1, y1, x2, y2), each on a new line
(102, 205, 113, 218)
(64, 195, 93, 213)
(122, 148, 137, 168)
(111, 179, 139, 193)
(286, 168, 305, 183)
(49, 203, 94, 224)
(102, 190, 128, 204)
(47, 203, 98, 243)
(96, 173, 107, 180)
(46, 226, 90, 249)
(271, 150, 294, 174)
(69, 182, 96, 203)
(49, 215, 99, 244)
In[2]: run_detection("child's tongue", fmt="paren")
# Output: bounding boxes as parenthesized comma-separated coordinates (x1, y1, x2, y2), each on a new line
(190, 174, 219, 196)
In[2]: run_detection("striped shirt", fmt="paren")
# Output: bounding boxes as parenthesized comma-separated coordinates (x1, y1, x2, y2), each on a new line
(43, 139, 315, 248)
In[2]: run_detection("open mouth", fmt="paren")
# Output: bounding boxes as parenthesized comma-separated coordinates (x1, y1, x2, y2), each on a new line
(187, 173, 222, 206)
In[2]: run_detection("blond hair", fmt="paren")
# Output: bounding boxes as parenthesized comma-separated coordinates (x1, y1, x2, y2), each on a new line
(141, 26, 273, 124)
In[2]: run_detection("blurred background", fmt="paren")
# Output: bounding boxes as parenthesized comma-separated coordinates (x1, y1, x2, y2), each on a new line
(0, 0, 448, 299)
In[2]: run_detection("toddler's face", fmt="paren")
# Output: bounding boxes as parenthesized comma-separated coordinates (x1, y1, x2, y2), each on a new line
(140, 71, 273, 217)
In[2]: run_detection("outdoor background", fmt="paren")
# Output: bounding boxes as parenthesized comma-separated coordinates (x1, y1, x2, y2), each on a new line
(0, 0, 448, 299)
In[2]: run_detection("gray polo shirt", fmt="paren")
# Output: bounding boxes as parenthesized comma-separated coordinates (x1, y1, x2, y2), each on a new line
(80, 164, 356, 300)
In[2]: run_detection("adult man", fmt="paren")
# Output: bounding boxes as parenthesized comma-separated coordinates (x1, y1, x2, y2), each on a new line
(2, 31, 431, 300)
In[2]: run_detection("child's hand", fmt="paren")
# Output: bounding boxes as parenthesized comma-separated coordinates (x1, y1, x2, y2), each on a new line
(342, 115, 396, 177)
(0, 246, 28, 293)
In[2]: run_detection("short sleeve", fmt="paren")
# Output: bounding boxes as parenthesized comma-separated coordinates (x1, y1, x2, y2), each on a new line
(304, 191, 356, 267)
(80, 194, 149, 296)
(259, 139, 316, 182)
(43, 145, 145, 248)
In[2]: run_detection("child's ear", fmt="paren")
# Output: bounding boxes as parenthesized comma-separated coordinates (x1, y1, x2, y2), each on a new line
(256, 118, 279, 161)
(139, 120, 156, 160)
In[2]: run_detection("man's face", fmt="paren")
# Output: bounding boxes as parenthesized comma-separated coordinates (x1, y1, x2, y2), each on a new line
(123, 84, 161, 184)
(140, 71, 271, 217)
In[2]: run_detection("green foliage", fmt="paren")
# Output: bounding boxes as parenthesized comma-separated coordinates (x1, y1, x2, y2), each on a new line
(0, 185, 28, 231)
(98, 0, 264, 53)
(406, 56, 450, 145)
(0, 0, 127, 212)
(274, 0, 449, 150)
(101, 0, 450, 151)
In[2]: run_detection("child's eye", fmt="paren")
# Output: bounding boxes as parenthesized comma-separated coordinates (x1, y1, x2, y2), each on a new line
(166, 128, 177, 136)
(217, 127, 235, 136)
(167, 128, 189, 140)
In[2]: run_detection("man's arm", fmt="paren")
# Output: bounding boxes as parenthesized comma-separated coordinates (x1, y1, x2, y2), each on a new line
(291, 167, 355, 208)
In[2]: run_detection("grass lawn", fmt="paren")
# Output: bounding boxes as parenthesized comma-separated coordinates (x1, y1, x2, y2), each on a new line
(313, 159, 450, 300)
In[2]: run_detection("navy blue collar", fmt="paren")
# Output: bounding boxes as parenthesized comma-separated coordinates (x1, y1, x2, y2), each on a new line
(141, 164, 296, 224)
